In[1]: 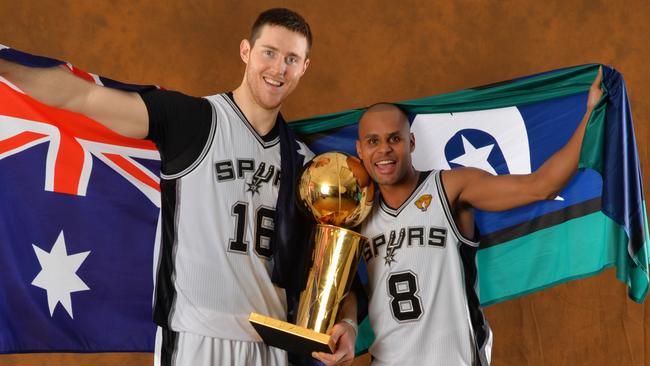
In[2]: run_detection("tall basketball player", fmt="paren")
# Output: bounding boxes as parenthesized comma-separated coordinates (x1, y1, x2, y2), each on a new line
(353, 70, 603, 365)
(0, 8, 357, 366)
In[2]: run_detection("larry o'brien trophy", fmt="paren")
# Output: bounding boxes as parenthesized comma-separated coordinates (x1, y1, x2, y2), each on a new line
(249, 152, 375, 355)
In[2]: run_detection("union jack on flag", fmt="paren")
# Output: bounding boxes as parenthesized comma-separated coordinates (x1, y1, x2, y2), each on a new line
(0, 46, 159, 353)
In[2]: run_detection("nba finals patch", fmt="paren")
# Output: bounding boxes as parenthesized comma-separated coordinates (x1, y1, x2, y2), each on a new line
(415, 194, 432, 212)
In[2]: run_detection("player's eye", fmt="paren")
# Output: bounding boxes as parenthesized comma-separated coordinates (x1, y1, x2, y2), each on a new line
(389, 135, 400, 143)
(263, 50, 274, 57)
(286, 56, 298, 65)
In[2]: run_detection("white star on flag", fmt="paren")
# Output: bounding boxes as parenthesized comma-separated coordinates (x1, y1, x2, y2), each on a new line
(450, 135, 497, 175)
(31, 231, 91, 318)
(448, 134, 565, 201)
(297, 142, 313, 160)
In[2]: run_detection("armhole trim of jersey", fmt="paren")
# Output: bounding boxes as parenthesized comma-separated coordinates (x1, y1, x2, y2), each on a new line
(434, 170, 480, 247)
(160, 101, 217, 180)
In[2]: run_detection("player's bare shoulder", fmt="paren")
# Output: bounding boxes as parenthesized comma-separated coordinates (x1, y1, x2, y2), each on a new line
(440, 167, 491, 207)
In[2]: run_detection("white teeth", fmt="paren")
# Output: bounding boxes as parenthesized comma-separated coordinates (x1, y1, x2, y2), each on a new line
(375, 160, 395, 165)
(263, 77, 283, 87)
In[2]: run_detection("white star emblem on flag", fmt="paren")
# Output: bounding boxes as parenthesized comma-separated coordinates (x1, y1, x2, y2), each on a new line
(31, 231, 91, 318)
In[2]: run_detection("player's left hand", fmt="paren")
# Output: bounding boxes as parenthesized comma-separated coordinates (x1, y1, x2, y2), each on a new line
(311, 321, 356, 366)
(587, 66, 604, 110)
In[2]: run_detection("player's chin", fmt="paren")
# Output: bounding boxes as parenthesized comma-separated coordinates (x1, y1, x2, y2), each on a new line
(264, 84, 298, 106)
(258, 95, 284, 110)
(371, 169, 399, 185)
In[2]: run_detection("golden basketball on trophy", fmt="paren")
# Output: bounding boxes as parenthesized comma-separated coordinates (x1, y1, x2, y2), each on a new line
(249, 151, 375, 355)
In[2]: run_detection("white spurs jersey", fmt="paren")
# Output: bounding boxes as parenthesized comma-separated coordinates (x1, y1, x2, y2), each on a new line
(360, 170, 492, 366)
(154, 93, 313, 341)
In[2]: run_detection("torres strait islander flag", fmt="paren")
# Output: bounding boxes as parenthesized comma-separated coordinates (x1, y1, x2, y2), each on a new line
(292, 64, 649, 353)
(0, 46, 647, 356)
(0, 46, 160, 353)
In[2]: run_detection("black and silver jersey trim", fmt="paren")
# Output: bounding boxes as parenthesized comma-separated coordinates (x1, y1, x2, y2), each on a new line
(222, 94, 280, 148)
(153, 179, 181, 329)
(434, 170, 480, 248)
(379, 171, 432, 217)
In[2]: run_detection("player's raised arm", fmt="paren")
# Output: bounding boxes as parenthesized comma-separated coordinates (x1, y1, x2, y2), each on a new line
(0, 57, 149, 139)
(444, 67, 604, 212)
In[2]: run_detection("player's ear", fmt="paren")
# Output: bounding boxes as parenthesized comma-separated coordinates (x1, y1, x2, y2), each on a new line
(240, 39, 251, 64)
(410, 132, 415, 153)
(356, 139, 363, 159)
(300, 58, 310, 76)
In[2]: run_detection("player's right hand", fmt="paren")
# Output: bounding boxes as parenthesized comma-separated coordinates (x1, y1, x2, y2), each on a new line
(311, 321, 356, 366)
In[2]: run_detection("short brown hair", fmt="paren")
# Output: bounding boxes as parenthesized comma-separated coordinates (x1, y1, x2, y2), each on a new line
(250, 8, 312, 53)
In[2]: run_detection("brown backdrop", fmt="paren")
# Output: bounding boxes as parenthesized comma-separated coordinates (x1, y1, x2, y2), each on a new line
(1, 1, 648, 365)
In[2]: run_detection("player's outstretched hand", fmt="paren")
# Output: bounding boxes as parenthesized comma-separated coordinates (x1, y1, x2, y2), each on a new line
(587, 66, 604, 110)
(311, 321, 356, 366)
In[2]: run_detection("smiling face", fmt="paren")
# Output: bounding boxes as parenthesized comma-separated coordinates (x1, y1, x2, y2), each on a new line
(356, 104, 416, 187)
(240, 25, 310, 111)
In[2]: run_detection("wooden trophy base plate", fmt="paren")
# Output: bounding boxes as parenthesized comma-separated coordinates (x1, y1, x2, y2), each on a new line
(249, 312, 333, 355)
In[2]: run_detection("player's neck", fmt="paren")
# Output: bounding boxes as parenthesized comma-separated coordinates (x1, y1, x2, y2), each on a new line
(232, 86, 280, 136)
(379, 168, 420, 209)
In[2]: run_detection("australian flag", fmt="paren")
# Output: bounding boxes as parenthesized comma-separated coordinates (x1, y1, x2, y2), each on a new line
(0, 45, 159, 353)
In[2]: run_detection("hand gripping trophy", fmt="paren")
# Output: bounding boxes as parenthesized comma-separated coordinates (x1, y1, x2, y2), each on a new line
(249, 151, 375, 355)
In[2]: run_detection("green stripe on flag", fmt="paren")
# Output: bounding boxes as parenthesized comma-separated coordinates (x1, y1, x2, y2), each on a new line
(355, 317, 374, 356)
(478, 211, 627, 306)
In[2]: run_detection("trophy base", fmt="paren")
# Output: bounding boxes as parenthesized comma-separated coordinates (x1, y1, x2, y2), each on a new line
(249, 312, 333, 355)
